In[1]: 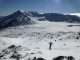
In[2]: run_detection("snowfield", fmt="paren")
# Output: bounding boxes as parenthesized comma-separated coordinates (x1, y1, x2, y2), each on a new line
(67, 13, 80, 17)
(0, 21, 80, 60)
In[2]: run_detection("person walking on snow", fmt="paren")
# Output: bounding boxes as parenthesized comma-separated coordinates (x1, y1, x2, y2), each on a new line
(49, 42, 53, 50)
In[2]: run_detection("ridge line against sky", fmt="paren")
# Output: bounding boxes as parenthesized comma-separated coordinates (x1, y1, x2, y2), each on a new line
(0, 0, 80, 16)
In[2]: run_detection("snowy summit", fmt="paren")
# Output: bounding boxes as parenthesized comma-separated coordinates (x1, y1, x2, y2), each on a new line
(19, 9, 26, 13)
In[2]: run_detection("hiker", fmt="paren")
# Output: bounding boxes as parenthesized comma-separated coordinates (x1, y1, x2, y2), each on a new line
(49, 42, 53, 50)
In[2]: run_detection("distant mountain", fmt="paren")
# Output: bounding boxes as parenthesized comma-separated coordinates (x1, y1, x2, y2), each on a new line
(30, 12, 80, 23)
(0, 16, 4, 19)
(66, 15, 80, 23)
(0, 10, 80, 29)
(0, 10, 36, 29)
(67, 13, 80, 17)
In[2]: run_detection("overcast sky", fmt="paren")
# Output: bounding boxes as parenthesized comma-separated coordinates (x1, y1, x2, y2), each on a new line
(0, 0, 80, 16)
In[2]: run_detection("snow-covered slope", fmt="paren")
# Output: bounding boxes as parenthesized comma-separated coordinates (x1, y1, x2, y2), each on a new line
(0, 21, 80, 60)
(0, 10, 36, 29)
(0, 10, 80, 60)
(67, 13, 80, 17)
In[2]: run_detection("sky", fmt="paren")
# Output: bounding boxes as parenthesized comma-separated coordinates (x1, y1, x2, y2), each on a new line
(0, 0, 80, 16)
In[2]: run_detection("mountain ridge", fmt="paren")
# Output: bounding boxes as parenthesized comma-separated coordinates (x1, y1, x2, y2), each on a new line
(0, 10, 80, 29)
(0, 10, 36, 29)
